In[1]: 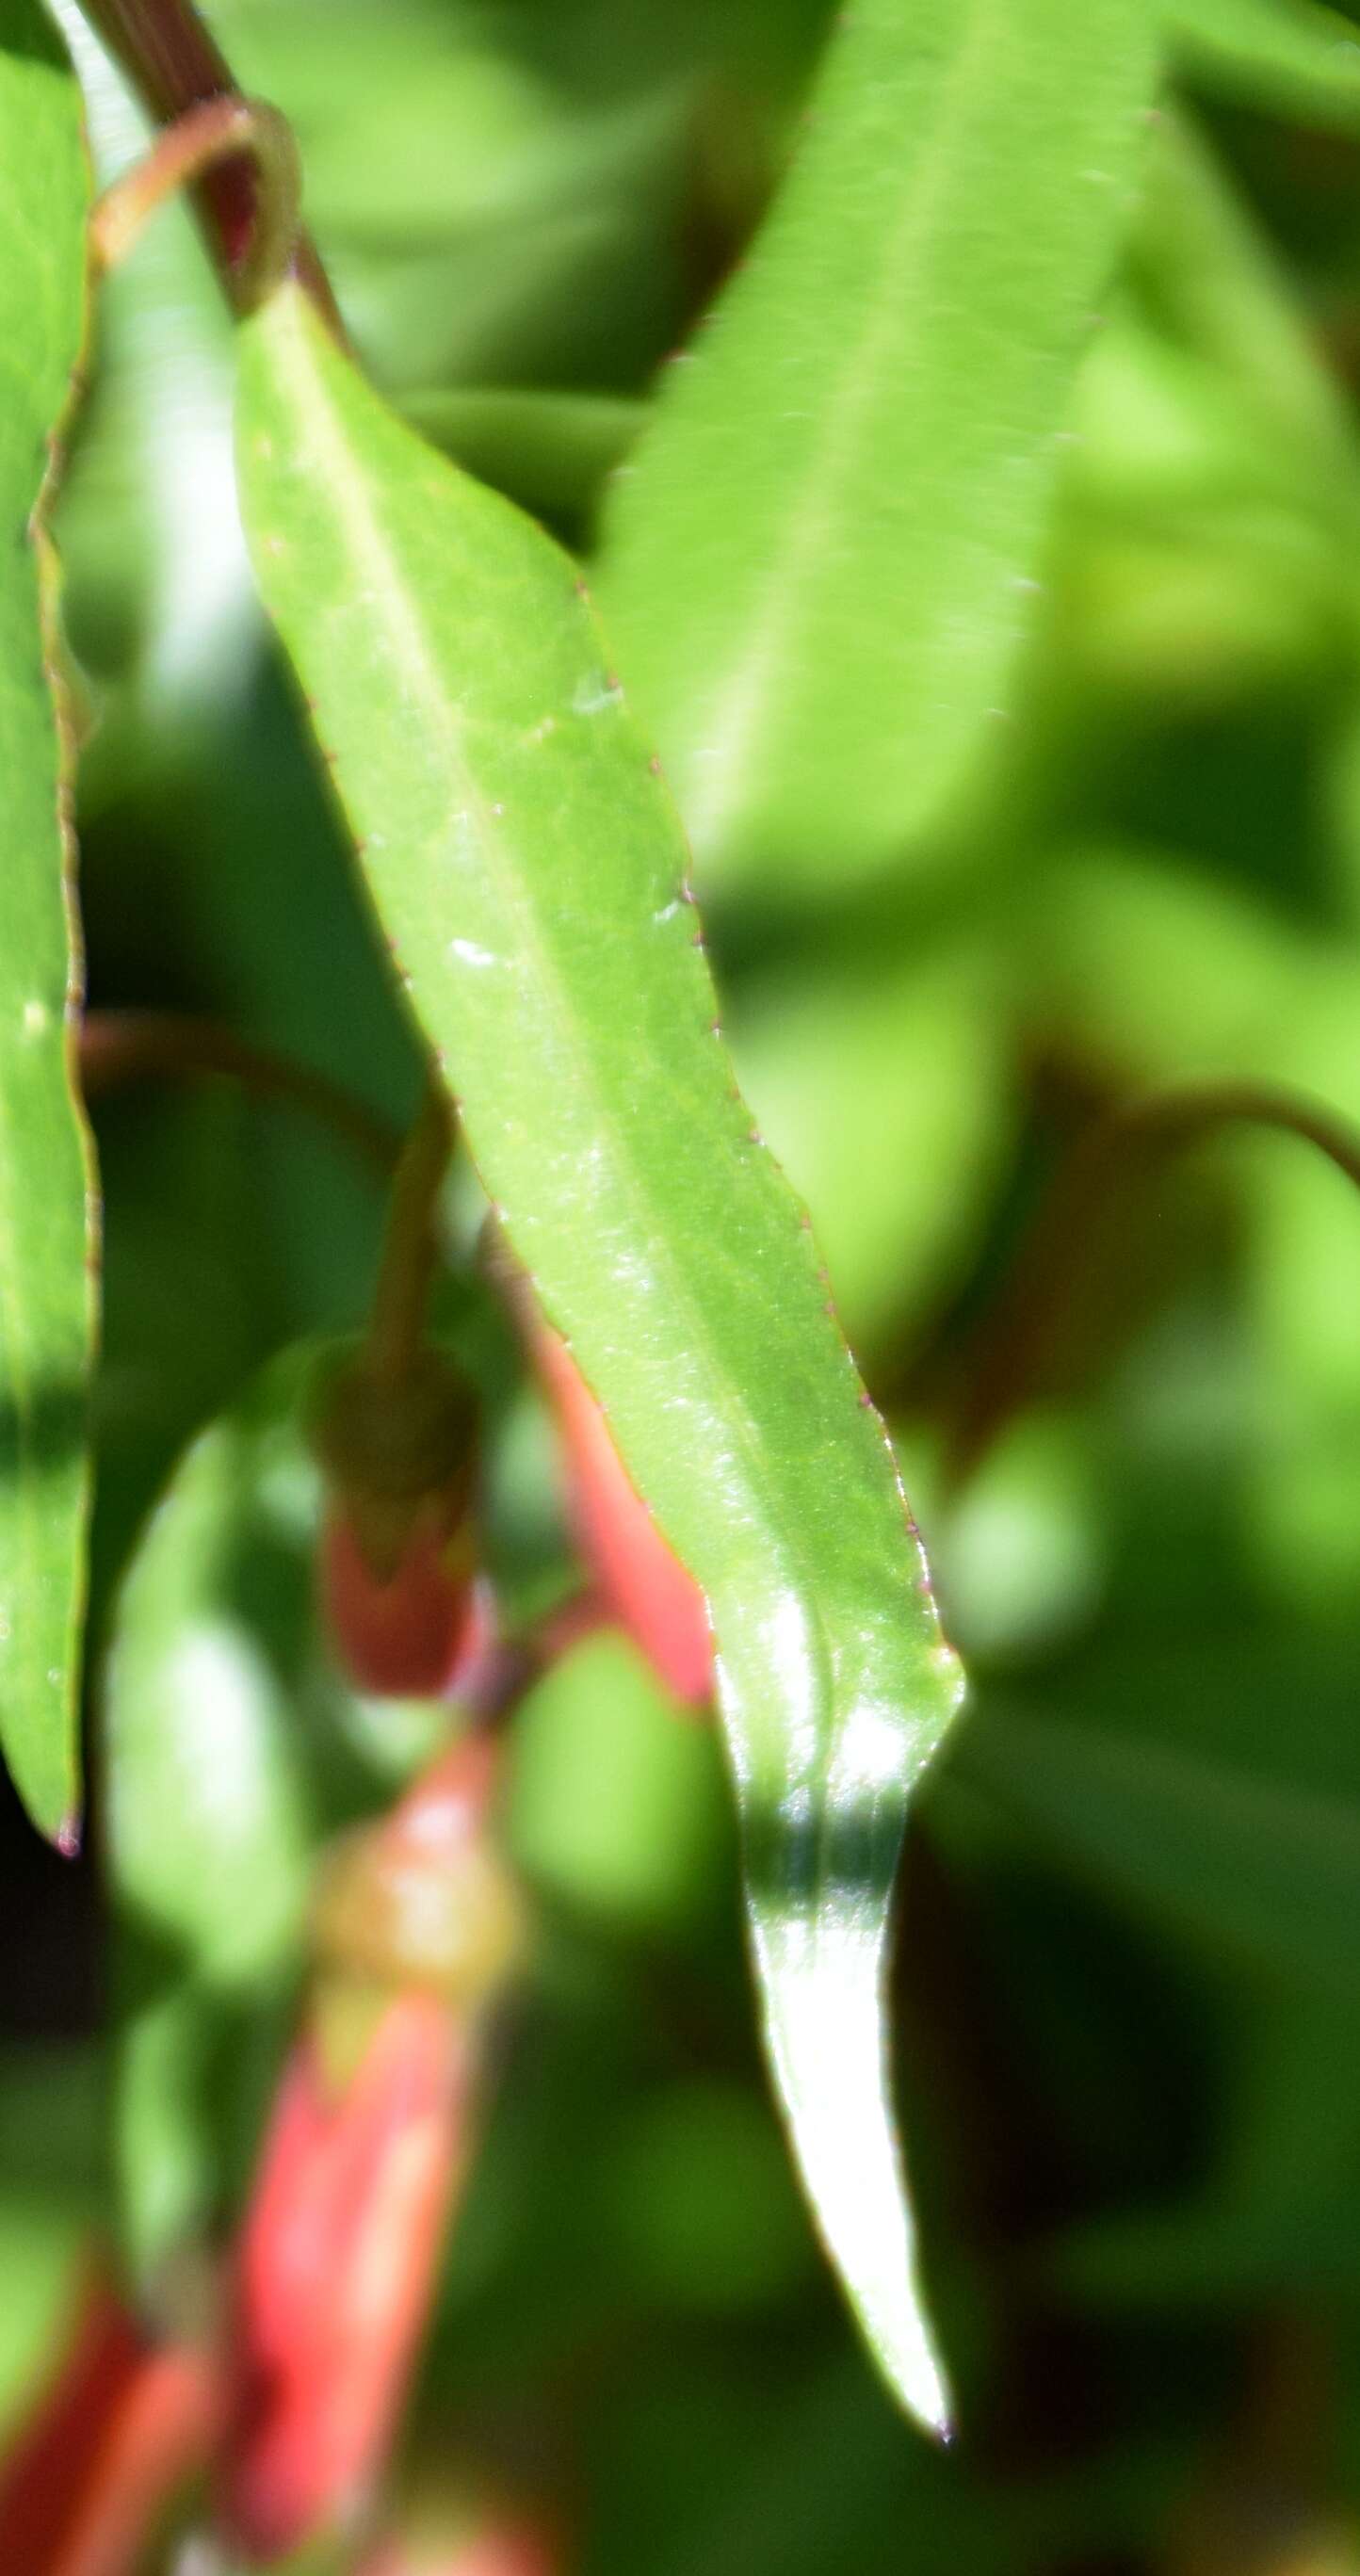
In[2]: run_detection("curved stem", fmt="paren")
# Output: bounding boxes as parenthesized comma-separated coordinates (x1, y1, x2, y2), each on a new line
(947, 1077, 1360, 1488)
(80, 1009, 398, 1176)
(92, 96, 301, 311)
(364, 1083, 457, 1390)
(79, 0, 341, 329)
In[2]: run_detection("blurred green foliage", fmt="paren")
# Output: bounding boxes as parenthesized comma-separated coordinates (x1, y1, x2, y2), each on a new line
(3, 0, 1360, 2566)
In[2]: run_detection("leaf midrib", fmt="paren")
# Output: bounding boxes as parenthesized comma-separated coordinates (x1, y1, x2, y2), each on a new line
(679, 0, 1011, 850)
(253, 294, 850, 1795)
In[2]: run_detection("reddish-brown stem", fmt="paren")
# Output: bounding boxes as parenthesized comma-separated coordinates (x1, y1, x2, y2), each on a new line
(92, 95, 300, 308)
(947, 1077, 1360, 1488)
(79, 0, 342, 329)
(80, 1008, 399, 1176)
(364, 1082, 457, 1390)
(456, 1587, 615, 1726)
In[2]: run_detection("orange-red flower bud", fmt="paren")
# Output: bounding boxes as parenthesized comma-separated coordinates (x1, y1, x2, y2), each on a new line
(313, 1344, 489, 1699)
(312, 1735, 524, 2006)
(530, 1323, 712, 1707)
(222, 1991, 465, 2561)
(321, 1510, 490, 1698)
(0, 2275, 215, 2576)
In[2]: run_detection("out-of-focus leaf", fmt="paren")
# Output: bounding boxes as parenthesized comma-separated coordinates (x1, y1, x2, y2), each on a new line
(236, 284, 965, 2433)
(217, 0, 698, 398)
(0, 0, 95, 1840)
(644, 2351, 1182, 2576)
(227, 11, 558, 248)
(1046, 109, 1360, 698)
(599, 2077, 813, 2310)
(507, 1630, 732, 1933)
(0, 2211, 87, 2442)
(105, 1348, 322, 2277)
(729, 942, 1009, 1359)
(1021, 846, 1317, 1080)
(1046, 2182, 1360, 2311)
(1130, 110, 1358, 476)
(952, 1691, 1360, 1983)
(931, 1413, 1104, 1664)
(105, 1351, 321, 1994)
(404, 387, 645, 532)
(1044, 1972, 1360, 2314)
(103, 1341, 438, 2279)
(342, 81, 694, 397)
(0, 2042, 102, 2439)
(599, 0, 1159, 896)
(1169, 0, 1360, 129)
(90, 1087, 284, 1620)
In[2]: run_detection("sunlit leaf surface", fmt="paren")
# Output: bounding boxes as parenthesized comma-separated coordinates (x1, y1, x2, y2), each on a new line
(599, 0, 1159, 897)
(235, 284, 965, 2430)
(0, 1, 95, 1839)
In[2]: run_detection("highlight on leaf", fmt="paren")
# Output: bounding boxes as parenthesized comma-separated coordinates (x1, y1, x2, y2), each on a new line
(0, 0, 98, 1841)
(232, 268, 964, 2433)
(8, 0, 1359, 2566)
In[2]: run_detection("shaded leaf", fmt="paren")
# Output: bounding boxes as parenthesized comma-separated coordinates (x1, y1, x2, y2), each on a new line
(104, 1341, 444, 2278)
(235, 283, 964, 2432)
(1169, 0, 1360, 129)
(0, 2041, 101, 2442)
(0, 0, 95, 1839)
(1045, 2187, 1360, 2313)
(952, 1693, 1360, 1985)
(599, 0, 1159, 896)
(403, 386, 645, 534)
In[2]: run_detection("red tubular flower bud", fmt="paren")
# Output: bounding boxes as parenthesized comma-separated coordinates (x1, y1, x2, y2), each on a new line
(530, 1322, 713, 1708)
(321, 1510, 491, 1698)
(222, 1991, 466, 2562)
(225, 1739, 521, 2560)
(0, 2274, 216, 2576)
(312, 1344, 491, 1700)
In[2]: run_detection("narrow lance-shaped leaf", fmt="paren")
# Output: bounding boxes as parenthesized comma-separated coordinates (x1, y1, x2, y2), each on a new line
(0, 0, 95, 1840)
(235, 283, 965, 2434)
(599, 0, 1159, 899)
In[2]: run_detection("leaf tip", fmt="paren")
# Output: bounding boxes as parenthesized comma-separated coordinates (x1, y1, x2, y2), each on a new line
(897, 2327, 955, 2448)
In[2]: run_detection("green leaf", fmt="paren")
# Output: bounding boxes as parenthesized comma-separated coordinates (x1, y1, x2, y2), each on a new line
(0, 2042, 99, 2441)
(1168, 0, 1360, 129)
(105, 1346, 323, 1998)
(1127, 108, 1359, 478)
(105, 1344, 321, 2277)
(235, 282, 965, 2433)
(104, 1340, 443, 2278)
(598, 0, 1160, 898)
(728, 941, 1009, 1360)
(403, 387, 646, 532)
(506, 1629, 734, 1936)
(0, 0, 95, 1840)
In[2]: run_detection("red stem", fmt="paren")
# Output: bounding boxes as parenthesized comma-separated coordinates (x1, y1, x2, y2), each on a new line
(80, 1009, 399, 1175)
(79, 0, 341, 328)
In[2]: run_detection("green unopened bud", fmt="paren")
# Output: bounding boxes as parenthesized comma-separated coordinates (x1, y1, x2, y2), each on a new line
(311, 1739, 525, 2009)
